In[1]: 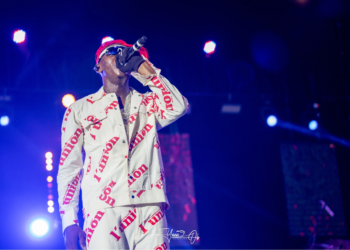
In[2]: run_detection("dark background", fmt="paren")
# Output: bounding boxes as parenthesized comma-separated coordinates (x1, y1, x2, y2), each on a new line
(1, 0, 350, 248)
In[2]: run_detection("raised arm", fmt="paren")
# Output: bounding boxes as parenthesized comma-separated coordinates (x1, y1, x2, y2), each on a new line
(134, 60, 189, 129)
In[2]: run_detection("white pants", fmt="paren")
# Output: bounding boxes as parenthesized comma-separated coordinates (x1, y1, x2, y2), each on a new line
(84, 203, 170, 250)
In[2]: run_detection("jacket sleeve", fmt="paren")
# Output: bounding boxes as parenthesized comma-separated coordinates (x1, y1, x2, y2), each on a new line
(132, 60, 189, 130)
(57, 104, 84, 234)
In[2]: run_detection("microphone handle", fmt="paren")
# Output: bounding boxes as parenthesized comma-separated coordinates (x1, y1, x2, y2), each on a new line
(126, 36, 147, 60)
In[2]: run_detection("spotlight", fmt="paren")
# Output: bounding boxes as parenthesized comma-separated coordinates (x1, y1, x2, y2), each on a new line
(29, 219, 49, 237)
(46, 165, 53, 171)
(62, 94, 75, 108)
(267, 115, 278, 127)
(45, 152, 53, 159)
(46, 158, 53, 165)
(48, 207, 54, 213)
(48, 195, 53, 200)
(203, 41, 216, 54)
(0, 116, 9, 126)
(47, 200, 54, 207)
(309, 120, 318, 130)
(13, 30, 26, 44)
(102, 36, 114, 44)
(47, 176, 53, 183)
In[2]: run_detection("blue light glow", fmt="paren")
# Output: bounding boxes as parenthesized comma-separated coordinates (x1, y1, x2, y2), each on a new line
(309, 120, 318, 130)
(29, 218, 49, 237)
(0, 116, 9, 126)
(267, 115, 277, 127)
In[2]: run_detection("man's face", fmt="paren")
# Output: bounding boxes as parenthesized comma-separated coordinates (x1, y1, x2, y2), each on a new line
(98, 44, 129, 80)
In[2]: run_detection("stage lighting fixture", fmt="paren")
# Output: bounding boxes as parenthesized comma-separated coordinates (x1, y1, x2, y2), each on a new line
(46, 165, 53, 171)
(13, 30, 26, 43)
(47, 183, 53, 188)
(0, 116, 9, 126)
(102, 36, 114, 44)
(309, 120, 318, 130)
(203, 41, 216, 54)
(48, 195, 53, 200)
(47, 176, 53, 183)
(62, 94, 75, 108)
(267, 115, 278, 127)
(46, 158, 53, 165)
(0, 95, 11, 101)
(221, 104, 241, 114)
(47, 200, 54, 207)
(29, 219, 49, 237)
(45, 152, 53, 159)
(48, 207, 54, 213)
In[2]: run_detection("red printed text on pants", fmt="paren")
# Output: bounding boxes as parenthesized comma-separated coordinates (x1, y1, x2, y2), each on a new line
(148, 208, 165, 226)
(86, 211, 105, 246)
(110, 208, 137, 241)
(154, 241, 168, 250)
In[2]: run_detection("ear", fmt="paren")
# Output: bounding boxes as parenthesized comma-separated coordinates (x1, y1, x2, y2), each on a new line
(94, 63, 103, 73)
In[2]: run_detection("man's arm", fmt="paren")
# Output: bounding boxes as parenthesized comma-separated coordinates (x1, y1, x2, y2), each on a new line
(57, 105, 86, 249)
(134, 60, 189, 129)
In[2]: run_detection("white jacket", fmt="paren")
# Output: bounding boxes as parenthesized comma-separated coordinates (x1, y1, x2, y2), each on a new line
(57, 63, 188, 233)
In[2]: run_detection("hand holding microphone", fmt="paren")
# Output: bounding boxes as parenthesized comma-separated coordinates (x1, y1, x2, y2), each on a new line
(116, 36, 147, 73)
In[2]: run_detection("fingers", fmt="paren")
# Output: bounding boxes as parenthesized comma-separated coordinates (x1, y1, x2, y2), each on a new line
(64, 234, 77, 250)
(65, 241, 77, 250)
(64, 225, 83, 250)
(79, 230, 87, 250)
(116, 54, 123, 66)
(119, 48, 129, 65)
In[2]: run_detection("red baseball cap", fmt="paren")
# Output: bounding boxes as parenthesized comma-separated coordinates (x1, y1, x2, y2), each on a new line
(95, 39, 149, 65)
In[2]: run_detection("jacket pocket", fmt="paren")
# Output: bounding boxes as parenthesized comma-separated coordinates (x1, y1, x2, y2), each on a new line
(81, 112, 107, 131)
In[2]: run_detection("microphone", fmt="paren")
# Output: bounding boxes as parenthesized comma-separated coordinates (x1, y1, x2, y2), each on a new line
(126, 36, 147, 60)
(319, 200, 335, 217)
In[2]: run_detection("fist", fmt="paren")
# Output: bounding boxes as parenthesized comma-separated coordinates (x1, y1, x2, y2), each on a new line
(115, 47, 145, 73)
(64, 225, 86, 250)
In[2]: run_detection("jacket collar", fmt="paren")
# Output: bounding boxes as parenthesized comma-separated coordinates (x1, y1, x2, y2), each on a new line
(89, 86, 140, 102)
(89, 87, 106, 102)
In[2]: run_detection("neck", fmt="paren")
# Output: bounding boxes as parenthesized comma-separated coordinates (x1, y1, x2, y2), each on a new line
(102, 76, 130, 105)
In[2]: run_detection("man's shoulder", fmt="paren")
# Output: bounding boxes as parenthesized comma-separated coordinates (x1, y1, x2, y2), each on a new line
(69, 91, 98, 112)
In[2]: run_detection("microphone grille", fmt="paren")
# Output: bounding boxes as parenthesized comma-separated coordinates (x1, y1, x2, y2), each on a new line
(139, 36, 147, 45)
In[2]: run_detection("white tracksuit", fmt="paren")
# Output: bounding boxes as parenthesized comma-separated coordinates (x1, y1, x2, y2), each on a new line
(57, 61, 188, 249)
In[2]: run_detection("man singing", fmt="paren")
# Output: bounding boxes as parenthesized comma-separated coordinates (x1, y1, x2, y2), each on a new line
(57, 39, 188, 249)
